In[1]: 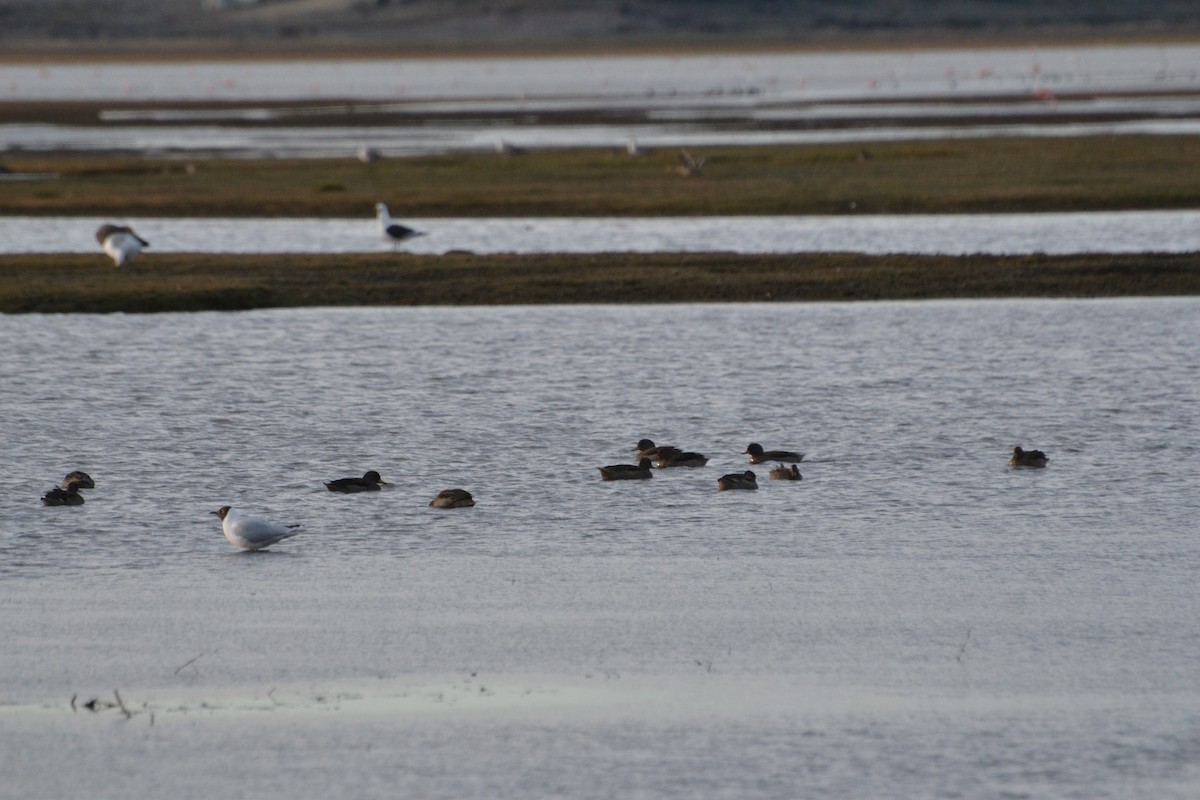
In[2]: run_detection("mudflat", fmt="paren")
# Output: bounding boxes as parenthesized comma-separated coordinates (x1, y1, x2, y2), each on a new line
(3, 251, 1198, 313)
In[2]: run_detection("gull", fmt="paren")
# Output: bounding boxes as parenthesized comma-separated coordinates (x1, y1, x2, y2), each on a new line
(95, 224, 149, 267)
(356, 145, 381, 164)
(675, 149, 706, 177)
(210, 506, 300, 551)
(375, 203, 424, 249)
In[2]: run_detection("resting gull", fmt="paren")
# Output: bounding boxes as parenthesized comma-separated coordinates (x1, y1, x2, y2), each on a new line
(95, 223, 149, 267)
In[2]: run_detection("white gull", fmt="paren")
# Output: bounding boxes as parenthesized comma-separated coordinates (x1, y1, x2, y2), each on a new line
(210, 506, 301, 551)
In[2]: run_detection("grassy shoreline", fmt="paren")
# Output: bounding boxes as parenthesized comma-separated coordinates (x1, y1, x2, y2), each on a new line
(3, 252, 1197, 314)
(5, 138, 1200, 218)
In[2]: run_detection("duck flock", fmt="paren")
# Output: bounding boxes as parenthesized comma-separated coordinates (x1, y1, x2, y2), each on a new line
(40, 444, 1046, 552)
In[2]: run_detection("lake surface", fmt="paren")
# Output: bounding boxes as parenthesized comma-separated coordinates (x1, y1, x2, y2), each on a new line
(2, 300, 1198, 799)
(8, 210, 1200, 256)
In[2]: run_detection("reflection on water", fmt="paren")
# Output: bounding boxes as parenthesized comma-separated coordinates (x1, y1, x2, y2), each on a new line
(4, 211, 1200, 255)
(1, 301, 1199, 798)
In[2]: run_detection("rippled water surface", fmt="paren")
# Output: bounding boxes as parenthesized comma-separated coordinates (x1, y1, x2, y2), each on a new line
(2, 300, 1199, 799)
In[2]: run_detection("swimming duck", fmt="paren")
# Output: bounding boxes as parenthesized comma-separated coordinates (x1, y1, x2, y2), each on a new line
(1009, 446, 1049, 468)
(430, 489, 475, 509)
(599, 458, 654, 481)
(61, 471, 95, 489)
(95, 223, 149, 267)
(42, 482, 86, 506)
(210, 506, 301, 551)
(634, 439, 679, 460)
(744, 443, 804, 464)
(657, 450, 709, 468)
(769, 464, 802, 481)
(717, 470, 758, 491)
(324, 470, 391, 493)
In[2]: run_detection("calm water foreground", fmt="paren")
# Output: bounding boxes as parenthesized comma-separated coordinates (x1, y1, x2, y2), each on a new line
(2, 300, 1198, 799)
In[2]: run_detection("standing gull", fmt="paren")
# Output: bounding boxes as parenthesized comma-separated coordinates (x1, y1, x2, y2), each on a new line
(95, 224, 149, 267)
(375, 203, 423, 248)
(210, 506, 301, 551)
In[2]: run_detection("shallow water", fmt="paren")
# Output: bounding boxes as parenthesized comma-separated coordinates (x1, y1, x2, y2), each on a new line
(4, 44, 1200, 157)
(2, 300, 1199, 798)
(4, 45, 1199, 102)
(8, 210, 1200, 255)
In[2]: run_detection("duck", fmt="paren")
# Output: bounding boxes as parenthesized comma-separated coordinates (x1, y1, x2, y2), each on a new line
(42, 482, 87, 506)
(61, 471, 95, 489)
(375, 203, 424, 247)
(95, 223, 149, 267)
(744, 443, 804, 464)
(430, 489, 475, 509)
(1009, 446, 1049, 468)
(717, 470, 758, 491)
(324, 470, 391, 493)
(657, 450, 709, 468)
(598, 458, 654, 481)
(634, 439, 674, 460)
(769, 464, 802, 481)
(210, 506, 301, 551)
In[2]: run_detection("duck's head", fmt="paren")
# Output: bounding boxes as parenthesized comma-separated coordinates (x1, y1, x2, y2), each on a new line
(63, 470, 94, 489)
(363, 470, 390, 485)
(744, 443, 764, 457)
(635, 438, 656, 451)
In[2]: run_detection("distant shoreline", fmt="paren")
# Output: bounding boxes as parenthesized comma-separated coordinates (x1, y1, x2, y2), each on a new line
(3, 252, 1197, 314)
(2, 31, 1199, 64)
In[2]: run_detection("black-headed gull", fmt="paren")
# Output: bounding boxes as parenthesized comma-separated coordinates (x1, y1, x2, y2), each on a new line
(95, 224, 149, 267)
(374, 203, 423, 248)
(210, 506, 300, 551)
(429, 489, 475, 508)
(325, 470, 390, 493)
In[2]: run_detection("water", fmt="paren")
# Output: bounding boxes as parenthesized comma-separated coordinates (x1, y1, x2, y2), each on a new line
(4, 45, 1199, 102)
(4, 44, 1200, 157)
(8, 210, 1200, 255)
(2, 300, 1198, 798)
(8, 117, 1200, 158)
